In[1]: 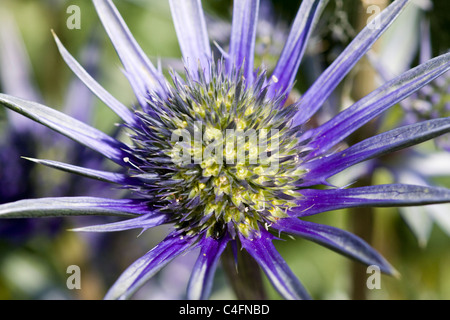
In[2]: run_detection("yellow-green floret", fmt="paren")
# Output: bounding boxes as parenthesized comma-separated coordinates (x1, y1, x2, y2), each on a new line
(128, 67, 308, 239)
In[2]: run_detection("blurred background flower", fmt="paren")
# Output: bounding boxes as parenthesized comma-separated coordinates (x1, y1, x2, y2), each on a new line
(364, 0, 450, 248)
(0, 0, 124, 299)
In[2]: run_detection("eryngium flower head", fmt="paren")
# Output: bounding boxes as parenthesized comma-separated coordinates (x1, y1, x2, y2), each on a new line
(366, 5, 450, 246)
(371, 5, 449, 147)
(0, 11, 109, 245)
(1, 0, 450, 300)
(128, 63, 305, 240)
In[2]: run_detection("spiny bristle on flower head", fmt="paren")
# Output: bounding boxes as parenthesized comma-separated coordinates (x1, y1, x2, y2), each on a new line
(125, 62, 310, 240)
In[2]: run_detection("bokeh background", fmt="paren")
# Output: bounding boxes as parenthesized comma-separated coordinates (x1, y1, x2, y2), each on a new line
(0, 0, 449, 300)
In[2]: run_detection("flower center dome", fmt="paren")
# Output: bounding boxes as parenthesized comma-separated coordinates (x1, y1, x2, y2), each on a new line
(128, 67, 307, 238)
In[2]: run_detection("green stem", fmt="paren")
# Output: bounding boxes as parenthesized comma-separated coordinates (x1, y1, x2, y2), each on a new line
(221, 243, 267, 300)
(349, 177, 375, 300)
(347, 0, 388, 300)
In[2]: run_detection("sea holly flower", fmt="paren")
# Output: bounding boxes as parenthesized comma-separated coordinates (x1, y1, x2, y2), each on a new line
(0, 9, 109, 201)
(0, 8, 119, 299)
(1, 0, 450, 300)
(373, 1, 449, 148)
(365, 1, 450, 246)
(0, 11, 106, 241)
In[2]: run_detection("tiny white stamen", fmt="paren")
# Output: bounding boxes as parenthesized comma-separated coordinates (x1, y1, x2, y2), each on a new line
(123, 157, 142, 171)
